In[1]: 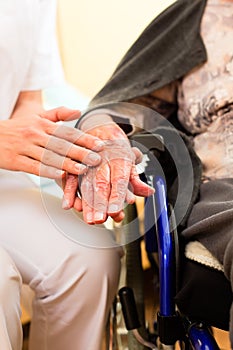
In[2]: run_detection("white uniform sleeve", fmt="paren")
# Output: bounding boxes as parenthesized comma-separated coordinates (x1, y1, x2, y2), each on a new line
(22, 0, 64, 90)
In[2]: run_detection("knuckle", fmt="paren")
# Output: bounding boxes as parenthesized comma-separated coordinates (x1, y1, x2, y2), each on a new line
(112, 172, 128, 182)
(21, 126, 38, 138)
(110, 181, 128, 202)
(94, 202, 107, 212)
(68, 128, 79, 140)
(56, 139, 67, 153)
(30, 161, 40, 176)
(95, 180, 110, 193)
(44, 120, 56, 134)
(65, 176, 78, 190)
(65, 183, 76, 192)
(81, 180, 93, 193)
(53, 124, 83, 144)
(42, 149, 53, 163)
(116, 179, 128, 194)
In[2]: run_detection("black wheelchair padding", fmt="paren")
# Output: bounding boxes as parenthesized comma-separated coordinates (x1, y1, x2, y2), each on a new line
(175, 258, 232, 331)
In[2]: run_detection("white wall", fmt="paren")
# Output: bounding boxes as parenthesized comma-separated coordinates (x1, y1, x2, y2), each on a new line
(57, 0, 176, 99)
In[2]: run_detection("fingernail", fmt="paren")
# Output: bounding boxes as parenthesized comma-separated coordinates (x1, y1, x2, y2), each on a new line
(108, 204, 119, 213)
(55, 170, 65, 177)
(127, 192, 136, 204)
(86, 153, 101, 164)
(94, 212, 105, 222)
(62, 198, 70, 209)
(74, 163, 87, 173)
(86, 212, 93, 223)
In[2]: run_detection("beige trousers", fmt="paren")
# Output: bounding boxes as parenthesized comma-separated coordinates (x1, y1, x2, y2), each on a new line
(0, 170, 122, 350)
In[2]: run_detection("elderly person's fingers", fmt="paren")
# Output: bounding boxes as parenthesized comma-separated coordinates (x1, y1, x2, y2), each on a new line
(58, 119, 154, 224)
(78, 160, 111, 225)
(91, 160, 111, 224)
(109, 210, 125, 222)
(73, 196, 83, 212)
(131, 147, 143, 164)
(129, 164, 155, 197)
(125, 189, 136, 204)
(80, 168, 96, 224)
(62, 174, 79, 209)
(107, 158, 132, 216)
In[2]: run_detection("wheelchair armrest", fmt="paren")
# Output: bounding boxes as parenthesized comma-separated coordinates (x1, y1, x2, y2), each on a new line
(129, 133, 164, 154)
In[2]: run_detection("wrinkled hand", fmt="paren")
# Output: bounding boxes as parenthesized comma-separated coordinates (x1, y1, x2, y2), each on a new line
(0, 107, 104, 179)
(63, 121, 154, 224)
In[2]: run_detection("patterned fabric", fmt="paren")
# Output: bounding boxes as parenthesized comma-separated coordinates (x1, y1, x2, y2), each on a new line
(178, 0, 233, 180)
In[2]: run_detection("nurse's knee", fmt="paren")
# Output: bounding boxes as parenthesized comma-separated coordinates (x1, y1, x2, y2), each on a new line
(0, 247, 22, 301)
(84, 245, 123, 279)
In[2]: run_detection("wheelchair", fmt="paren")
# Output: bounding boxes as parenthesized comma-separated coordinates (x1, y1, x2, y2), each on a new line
(106, 130, 232, 350)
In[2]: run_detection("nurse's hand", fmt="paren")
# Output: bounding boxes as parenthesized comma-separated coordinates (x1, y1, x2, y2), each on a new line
(62, 119, 154, 224)
(0, 107, 104, 179)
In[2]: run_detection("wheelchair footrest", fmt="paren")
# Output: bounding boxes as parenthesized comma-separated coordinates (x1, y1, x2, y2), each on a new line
(157, 312, 184, 345)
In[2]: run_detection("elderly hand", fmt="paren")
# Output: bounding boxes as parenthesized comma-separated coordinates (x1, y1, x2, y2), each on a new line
(62, 118, 154, 224)
(0, 107, 104, 179)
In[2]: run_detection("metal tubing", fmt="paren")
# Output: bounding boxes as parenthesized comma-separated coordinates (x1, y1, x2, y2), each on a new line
(154, 176, 175, 316)
(188, 324, 220, 350)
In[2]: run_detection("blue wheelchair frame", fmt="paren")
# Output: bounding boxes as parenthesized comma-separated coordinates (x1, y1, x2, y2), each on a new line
(152, 176, 219, 349)
(119, 133, 221, 350)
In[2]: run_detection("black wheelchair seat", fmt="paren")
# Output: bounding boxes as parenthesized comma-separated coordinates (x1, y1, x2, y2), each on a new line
(175, 258, 232, 331)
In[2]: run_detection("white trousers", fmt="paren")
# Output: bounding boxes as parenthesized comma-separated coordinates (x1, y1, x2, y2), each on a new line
(0, 247, 22, 350)
(0, 170, 122, 350)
